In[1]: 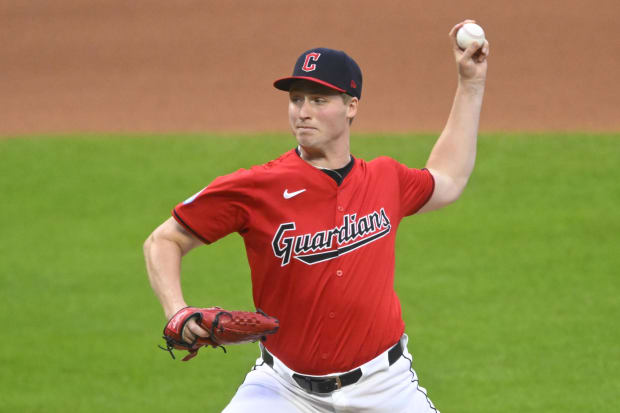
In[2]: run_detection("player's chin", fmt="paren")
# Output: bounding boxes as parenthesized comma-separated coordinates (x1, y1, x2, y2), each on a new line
(294, 128, 319, 143)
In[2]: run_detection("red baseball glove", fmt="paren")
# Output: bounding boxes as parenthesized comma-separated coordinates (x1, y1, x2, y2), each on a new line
(159, 306, 279, 361)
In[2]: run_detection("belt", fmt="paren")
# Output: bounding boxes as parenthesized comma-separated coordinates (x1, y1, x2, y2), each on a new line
(261, 341, 403, 394)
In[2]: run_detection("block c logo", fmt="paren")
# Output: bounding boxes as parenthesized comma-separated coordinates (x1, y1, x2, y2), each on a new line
(302, 53, 321, 72)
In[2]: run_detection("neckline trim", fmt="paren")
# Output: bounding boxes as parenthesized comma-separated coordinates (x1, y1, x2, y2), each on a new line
(294, 147, 355, 186)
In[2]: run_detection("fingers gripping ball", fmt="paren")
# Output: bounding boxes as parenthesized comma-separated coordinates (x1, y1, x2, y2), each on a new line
(159, 307, 280, 361)
(456, 23, 485, 50)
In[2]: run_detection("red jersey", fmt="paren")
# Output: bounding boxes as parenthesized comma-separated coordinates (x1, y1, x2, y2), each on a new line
(173, 149, 434, 375)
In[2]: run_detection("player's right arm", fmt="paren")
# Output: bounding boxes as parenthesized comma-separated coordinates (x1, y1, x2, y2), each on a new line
(417, 20, 489, 214)
(144, 217, 209, 341)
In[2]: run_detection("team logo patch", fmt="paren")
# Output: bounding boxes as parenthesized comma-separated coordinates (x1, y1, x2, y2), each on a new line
(271, 208, 391, 266)
(302, 53, 321, 72)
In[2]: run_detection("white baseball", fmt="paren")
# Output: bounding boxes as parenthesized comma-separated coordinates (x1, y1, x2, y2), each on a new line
(456, 23, 485, 50)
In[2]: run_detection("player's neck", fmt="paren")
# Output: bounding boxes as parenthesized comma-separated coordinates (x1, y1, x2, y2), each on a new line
(298, 143, 351, 170)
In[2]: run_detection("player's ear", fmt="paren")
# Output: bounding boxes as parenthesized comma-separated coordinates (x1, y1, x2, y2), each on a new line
(346, 97, 358, 120)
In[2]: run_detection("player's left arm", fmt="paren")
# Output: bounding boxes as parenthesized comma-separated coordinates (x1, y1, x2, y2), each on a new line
(418, 20, 490, 214)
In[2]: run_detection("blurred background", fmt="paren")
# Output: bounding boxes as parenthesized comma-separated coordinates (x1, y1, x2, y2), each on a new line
(2, 0, 619, 135)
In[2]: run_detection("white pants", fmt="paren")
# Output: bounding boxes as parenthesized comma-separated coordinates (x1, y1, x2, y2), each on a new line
(222, 335, 439, 413)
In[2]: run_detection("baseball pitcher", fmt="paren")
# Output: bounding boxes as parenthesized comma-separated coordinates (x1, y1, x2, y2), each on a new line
(144, 20, 489, 412)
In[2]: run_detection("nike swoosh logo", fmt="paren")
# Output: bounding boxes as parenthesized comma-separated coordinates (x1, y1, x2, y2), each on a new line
(283, 189, 306, 199)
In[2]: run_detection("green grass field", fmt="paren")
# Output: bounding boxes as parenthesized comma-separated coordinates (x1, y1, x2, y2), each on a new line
(1, 133, 618, 412)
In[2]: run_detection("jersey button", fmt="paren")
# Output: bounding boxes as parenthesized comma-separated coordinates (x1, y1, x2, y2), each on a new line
(321, 353, 328, 360)
(337, 205, 344, 212)
(329, 312, 336, 319)
(336, 270, 343, 277)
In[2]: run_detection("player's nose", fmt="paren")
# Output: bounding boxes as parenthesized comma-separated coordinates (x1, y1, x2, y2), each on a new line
(298, 97, 312, 119)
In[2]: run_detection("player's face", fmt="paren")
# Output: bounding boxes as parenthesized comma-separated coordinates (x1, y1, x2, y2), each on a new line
(288, 82, 357, 149)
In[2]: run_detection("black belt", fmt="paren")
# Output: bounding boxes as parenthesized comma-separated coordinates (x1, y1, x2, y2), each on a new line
(261, 341, 403, 394)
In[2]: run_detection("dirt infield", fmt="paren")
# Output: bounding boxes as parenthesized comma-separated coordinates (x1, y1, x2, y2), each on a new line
(2, 0, 619, 135)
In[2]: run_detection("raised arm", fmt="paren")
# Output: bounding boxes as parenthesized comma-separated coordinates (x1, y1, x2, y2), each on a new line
(418, 20, 490, 214)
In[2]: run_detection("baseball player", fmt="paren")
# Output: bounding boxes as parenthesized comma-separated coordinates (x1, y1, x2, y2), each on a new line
(144, 20, 489, 412)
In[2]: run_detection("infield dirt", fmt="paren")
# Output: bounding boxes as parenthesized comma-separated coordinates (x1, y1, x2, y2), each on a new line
(2, 0, 619, 135)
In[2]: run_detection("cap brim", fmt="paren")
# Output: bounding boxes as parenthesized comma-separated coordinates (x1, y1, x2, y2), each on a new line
(273, 76, 346, 93)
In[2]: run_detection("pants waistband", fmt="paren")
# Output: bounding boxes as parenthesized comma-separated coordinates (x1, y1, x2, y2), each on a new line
(260, 340, 403, 394)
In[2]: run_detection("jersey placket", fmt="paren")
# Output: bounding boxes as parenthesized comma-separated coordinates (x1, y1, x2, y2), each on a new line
(320, 181, 350, 363)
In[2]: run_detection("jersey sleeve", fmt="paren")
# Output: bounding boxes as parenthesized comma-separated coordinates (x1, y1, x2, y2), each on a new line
(393, 160, 435, 217)
(172, 168, 254, 244)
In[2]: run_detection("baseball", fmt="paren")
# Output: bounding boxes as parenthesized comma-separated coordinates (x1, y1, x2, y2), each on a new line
(456, 23, 485, 50)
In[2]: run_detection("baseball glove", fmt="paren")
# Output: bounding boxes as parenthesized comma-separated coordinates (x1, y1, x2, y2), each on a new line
(159, 306, 279, 361)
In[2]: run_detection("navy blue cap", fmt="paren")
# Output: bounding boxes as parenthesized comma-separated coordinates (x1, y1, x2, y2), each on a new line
(274, 47, 363, 99)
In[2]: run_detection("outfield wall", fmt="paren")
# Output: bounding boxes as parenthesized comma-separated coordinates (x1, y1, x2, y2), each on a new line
(2, 0, 619, 135)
